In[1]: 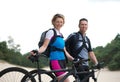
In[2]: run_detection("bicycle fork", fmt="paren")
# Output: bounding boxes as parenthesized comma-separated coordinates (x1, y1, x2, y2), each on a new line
(91, 70, 97, 82)
(74, 76, 81, 82)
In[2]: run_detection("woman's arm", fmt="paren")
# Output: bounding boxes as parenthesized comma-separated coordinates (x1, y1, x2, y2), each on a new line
(38, 38, 50, 54)
(64, 47, 74, 61)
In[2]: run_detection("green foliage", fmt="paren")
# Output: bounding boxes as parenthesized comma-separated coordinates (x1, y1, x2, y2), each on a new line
(0, 41, 8, 53)
(7, 36, 21, 52)
(94, 34, 120, 70)
(108, 52, 120, 70)
(0, 41, 49, 68)
(0, 33, 120, 70)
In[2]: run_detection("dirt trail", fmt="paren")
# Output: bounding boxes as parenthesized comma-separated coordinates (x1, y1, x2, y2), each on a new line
(0, 60, 120, 82)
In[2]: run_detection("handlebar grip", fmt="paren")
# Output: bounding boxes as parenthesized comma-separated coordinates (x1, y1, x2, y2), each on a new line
(28, 55, 39, 62)
(93, 62, 104, 69)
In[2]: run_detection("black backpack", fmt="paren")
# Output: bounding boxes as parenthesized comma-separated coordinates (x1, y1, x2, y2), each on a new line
(38, 28, 57, 57)
(65, 32, 90, 58)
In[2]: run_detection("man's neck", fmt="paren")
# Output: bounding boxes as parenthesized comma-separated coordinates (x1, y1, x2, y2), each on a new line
(78, 31, 86, 37)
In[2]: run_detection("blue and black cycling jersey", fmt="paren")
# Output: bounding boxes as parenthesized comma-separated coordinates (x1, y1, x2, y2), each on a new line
(49, 36, 65, 60)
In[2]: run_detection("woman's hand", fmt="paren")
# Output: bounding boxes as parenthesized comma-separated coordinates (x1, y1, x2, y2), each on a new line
(30, 50, 38, 55)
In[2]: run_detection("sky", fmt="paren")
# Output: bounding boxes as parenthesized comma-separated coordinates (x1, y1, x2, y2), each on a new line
(0, 0, 120, 54)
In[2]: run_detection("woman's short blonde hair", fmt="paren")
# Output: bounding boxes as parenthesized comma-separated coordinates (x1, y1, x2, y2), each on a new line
(52, 13, 65, 25)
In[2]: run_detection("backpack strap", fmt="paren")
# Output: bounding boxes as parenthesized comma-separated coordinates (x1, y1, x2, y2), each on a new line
(49, 28, 64, 52)
(75, 32, 89, 57)
(49, 28, 57, 44)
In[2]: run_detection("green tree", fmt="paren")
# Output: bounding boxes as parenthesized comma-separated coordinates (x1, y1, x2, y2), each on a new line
(7, 36, 21, 52)
(94, 34, 120, 70)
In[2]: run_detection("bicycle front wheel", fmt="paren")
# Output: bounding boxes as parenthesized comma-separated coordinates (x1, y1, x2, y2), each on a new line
(23, 69, 56, 82)
(0, 67, 35, 82)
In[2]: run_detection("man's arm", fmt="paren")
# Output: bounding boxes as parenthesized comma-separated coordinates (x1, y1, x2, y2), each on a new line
(89, 51, 98, 65)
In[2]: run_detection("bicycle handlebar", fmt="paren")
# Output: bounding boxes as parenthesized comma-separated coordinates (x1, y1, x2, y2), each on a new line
(28, 49, 104, 70)
(28, 52, 90, 64)
(90, 62, 104, 70)
(28, 50, 40, 62)
(73, 58, 90, 64)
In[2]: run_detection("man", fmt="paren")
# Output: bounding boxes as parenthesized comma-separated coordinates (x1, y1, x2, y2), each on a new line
(65, 18, 99, 82)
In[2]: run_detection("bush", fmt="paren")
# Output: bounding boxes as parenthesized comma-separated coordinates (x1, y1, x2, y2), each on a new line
(108, 52, 120, 70)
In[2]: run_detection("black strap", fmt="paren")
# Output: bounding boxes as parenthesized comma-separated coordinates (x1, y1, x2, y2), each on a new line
(49, 29, 64, 52)
(75, 32, 88, 56)
(50, 28, 57, 44)
(50, 28, 64, 44)
(50, 46, 64, 52)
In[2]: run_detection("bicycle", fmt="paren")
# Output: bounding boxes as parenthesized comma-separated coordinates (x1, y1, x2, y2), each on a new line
(0, 66, 36, 82)
(0, 53, 103, 82)
(22, 53, 103, 82)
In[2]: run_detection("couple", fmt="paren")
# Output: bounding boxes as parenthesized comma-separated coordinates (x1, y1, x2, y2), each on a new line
(31, 13, 99, 82)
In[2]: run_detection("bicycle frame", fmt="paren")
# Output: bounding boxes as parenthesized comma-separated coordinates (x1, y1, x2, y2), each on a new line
(32, 58, 99, 82)
(59, 67, 98, 82)
(35, 59, 72, 82)
(28, 54, 103, 82)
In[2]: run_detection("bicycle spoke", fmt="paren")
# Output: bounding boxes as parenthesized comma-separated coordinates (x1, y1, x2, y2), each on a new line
(34, 73, 54, 82)
(0, 67, 35, 82)
(0, 71, 25, 82)
(22, 69, 55, 82)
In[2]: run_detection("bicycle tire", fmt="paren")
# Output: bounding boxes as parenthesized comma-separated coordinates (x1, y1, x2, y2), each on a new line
(0, 67, 36, 82)
(22, 69, 56, 82)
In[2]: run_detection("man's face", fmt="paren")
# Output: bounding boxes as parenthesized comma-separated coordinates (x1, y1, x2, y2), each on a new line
(79, 20, 88, 34)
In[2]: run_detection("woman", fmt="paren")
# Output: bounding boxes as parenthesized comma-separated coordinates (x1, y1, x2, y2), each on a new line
(31, 14, 74, 82)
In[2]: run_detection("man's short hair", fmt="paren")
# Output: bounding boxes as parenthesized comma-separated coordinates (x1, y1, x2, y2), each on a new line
(79, 18, 88, 23)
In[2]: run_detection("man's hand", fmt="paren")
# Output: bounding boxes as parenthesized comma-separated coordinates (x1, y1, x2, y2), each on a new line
(95, 62, 104, 69)
(73, 58, 80, 64)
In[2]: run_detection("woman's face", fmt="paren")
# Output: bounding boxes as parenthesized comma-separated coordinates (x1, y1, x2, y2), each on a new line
(53, 18, 64, 30)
